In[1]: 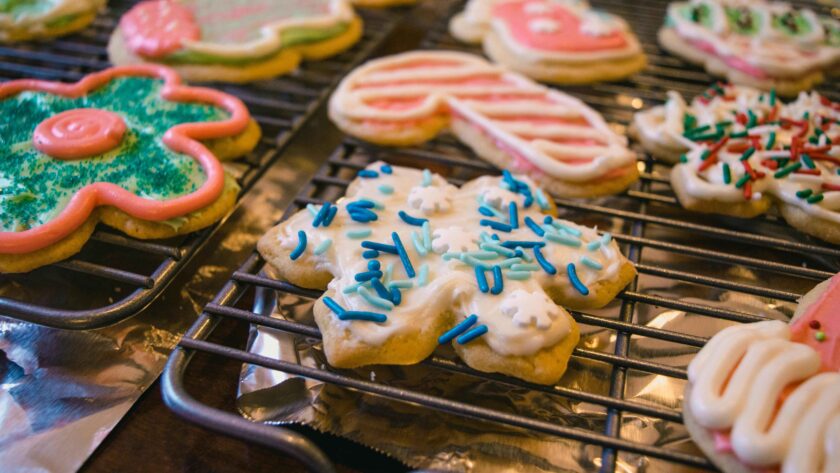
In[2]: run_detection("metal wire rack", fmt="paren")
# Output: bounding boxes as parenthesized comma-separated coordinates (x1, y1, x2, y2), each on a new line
(0, 1, 407, 329)
(163, 0, 840, 472)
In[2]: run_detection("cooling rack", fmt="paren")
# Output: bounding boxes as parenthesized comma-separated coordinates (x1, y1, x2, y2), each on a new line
(159, 0, 840, 471)
(0, 1, 407, 329)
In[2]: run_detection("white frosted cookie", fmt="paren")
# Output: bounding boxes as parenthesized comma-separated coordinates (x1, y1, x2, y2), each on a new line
(633, 83, 840, 244)
(257, 163, 636, 385)
(449, 0, 646, 84)
(684, 272, 840, 473)
(660, 0, 840, 96)
(328, 50, 640, 198)
(0, 0, 104, 42)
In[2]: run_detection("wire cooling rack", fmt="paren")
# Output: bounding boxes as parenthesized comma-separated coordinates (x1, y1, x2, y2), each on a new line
(0, 1, 406, 329)
(163, 0, 840, 472)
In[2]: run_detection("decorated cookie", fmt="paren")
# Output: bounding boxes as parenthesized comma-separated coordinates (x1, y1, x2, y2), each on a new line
(329, 51, 640, 198)
(684, 272, 840, 473)
(257, 163, 636, 384)
(449, 0, 646, 84)
(0, 65, 261, 273)
(0, 0, 104, 42)
(633, 83, 840, 244)
(660, 0, 840, 96)
(108, 0, 363, 83)
(350, 0, 415, 7)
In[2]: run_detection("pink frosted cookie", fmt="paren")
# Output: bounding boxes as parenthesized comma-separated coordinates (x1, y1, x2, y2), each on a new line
(449, 0, 646, 84)
(660, 0, 840, 96)
(684, 272, 840, 473)
(329, 51, 640, 198)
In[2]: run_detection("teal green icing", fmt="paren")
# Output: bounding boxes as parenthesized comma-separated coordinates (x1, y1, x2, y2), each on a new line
(0, 0, 53, 17)
(0, 76, 229, 232)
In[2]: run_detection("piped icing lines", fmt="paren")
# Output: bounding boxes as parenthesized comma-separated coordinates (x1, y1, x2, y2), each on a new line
(635, 83, 840, 224)
(687, 320, 840, 472)
(0, 65, 251, 254)
(274, 163, 630, 358)
(120, 0, 355, 60)
(330, 51, 636, 183)
(664, 0, 840, 79)
(0, 0, 104, 40)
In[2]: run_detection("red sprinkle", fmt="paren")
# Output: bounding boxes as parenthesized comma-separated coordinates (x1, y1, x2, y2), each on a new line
(810, 320, 822, 330)
(743, 182, 753, 200)
(727, 142, 752, 153)
(810, 153, 840, 166)
(822, 183, 840, 192)
(795, 169, 822, 176)
(735, 112, 748, 125)
(762, 159, 779, 170)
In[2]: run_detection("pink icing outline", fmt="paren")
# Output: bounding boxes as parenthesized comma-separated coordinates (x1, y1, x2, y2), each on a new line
(33, 108, 127, 160)
(0, 65, 250, 255)
(790, 272, 840, 371)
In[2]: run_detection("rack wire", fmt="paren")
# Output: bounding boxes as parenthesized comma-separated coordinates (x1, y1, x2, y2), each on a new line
(163, 0, 840, 472)
(0, 1, 407, 329)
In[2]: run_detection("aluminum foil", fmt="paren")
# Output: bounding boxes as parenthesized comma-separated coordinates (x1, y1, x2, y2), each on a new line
(234, 188, 816, 473)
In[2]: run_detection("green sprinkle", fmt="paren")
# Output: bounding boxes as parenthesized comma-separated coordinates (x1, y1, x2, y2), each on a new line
(581, 256, 603, 270)
(809, 136, 819, 145)
(683, 113, 697, 130)
(796, 189, 813, 198)
(774, 161, 802, 178)
(716, 120, 733, 129)
(807, 193, 824, 204)
(684, 124, 710, 136)
(723, 163, 732, 184)
(313, 239, 332, 255)
(815, 331, 827, 342)
(801, 154, 815, 169)
(417, 264, 429, 287)
(700, 149, 711, 161)
(735, 174, 751, 188)
(358, 286, 394, 310)
(505, 271, 531, 280)
(747, 110, 757, 128)
(679, 154, 688, 163)
(769, 88, 776, 106)
(739, 147, 756, 161)
(510, 263, 540, 272)
(378, 184, 394, 195)
(691, 131, 722, 141)
(729, 131, 748, 138)
(802, 111, 810, 120)
(765, 132, 776, 149)
(346, 228, 372, 239)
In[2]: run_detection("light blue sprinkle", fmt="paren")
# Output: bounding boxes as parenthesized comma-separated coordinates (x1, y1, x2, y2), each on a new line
(479, 204, 506, 220)
(601, 233, 613, 245)
(346, 228, 372, 239)
(511, 263, 540, 272)
(464, 250, 499, 260)
(313, 239, 332, 255)
(370, 199, 385, 210)
(535, 188, 550, 210)
(515, 247, 533, 262)
(358, 286, 394, 310)
(422, 221, 432, 251)
(505, 271, 531, 280)
(500, 181, 512, 191)
(586, 240, 602, 251)
(581, 256, 603, 270)
(460, 254, 486, 267)
(498, 257, 522, 268)
(480, 242, 516, 257)
(418, 264, 429, 287)
(544, 230, 581, 247)
(479, 232, 492, 243)
(387, 279, 413, 289)
(411, 231, 428, 256)
(442, 252, 461, 261)
(422, 169, 432, 187)
(342, 280, 370, 294)
(378, 184, 394, 195)
(306, 204, 319, 217)
(552, 221, 582, 237)
(383, 262, 394, 285)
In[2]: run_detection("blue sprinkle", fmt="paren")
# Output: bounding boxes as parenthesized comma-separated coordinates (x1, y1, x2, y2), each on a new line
(368, 260, 381, 271)
(323, 296, 345, 315)
(361, 241, 398, 254)
(464, 250, 498, 260)
(355, 270, 383, 282)
(418, 264, 429, 287)
(324, 206, 338, 226)
(290, 231, 307, 260)
(378, 184, 394, 195)
(460, 254, 486, 267)
(457, 324, 488, 345)
(390, 287, 402, 306)
(398, 210, 428, 226)
(601, 233, 613, 245)
(567, 263, 590, 296)
(380, 164, 393, 174)
(552, 221, 582, 237)
(392, 232, 416, 278)
(312, 202, 331, 227)
(339, 311, 387, 323)
(511, 263, 540, 271)
(438, 314, 478, 344)
(491, 234, 501, 241)
(543, 215, 553, 224)
(348, 199, 376, 209)
(358, 170, 379, 178)
(313, 239, 332, 255)
(490, 265, 503, 295)
(422, 169, 432, 187)
(586, 240, 601, 251)
(347, 228, 372, 239)
(535, 188, 550, 210)
(307, 204, 319, 217)
(498, 257, 522, 268)
(544, 230, 581, 247)
(348, 209, 378, 223)
(581, 256, 603, 270)
(516, 247, 533, 262)
(505, 271, 531, 280)
(422, 221, 432, 251)
(500, 240, 545, 249)
(342, 281, 368, 294)
(479, 204, 506, 220)
(411, 231, 428, 256)
(478, 206, 495, 217)
(480, 219, 513, 232)
(362, 249, 379, 259)
(480, 242, 516, 257)
(508, 202, 519, 229)
(388, 279, 413, 289)
(475, 265, 489, 293)
(522, 193, 533, 208)
(523, 216, 545, 237)
(371, 278, 391, 300)
(533, 246, 557, 275)
(358, 286, 394, 310)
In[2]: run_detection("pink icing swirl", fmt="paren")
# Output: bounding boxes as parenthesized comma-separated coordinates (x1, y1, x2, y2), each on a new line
(120, 0, 201, 58)
(33, 108, 127, 160)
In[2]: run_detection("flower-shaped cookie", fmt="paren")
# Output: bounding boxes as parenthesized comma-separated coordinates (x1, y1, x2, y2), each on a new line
(258, 163, 636, 384)
(0, 65, 259, 273)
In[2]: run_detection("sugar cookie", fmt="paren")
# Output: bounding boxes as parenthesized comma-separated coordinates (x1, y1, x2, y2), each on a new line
(0, 0, 104, 42)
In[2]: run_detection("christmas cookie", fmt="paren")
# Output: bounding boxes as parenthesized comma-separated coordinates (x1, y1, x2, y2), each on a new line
(660, 0, 840, 96)
(684, 272, 840, 473)
(257, 163, 636, 384)
(633, 83, 840, 244)
(449, 0, 647, 84)
(0, 0, 104, 42)
(108, 0, 363, 83)
(0, 65, 261, 273)
(329, 51, 640, 198)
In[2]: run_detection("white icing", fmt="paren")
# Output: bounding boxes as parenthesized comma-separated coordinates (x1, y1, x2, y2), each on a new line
(528, 18, 561, 34)
(407, 184, 454, 214)
(330, 51, 637, 183)
(579, 11, 622, 37)
(688, 320, 840, 471)
(276, 163, 629, 357)
(500, 289, 559, 329)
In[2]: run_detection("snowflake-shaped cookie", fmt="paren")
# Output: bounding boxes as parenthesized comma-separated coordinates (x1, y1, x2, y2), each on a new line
(432, 226, 478, 254)
(407, 184, 454, 215)
(501, 289, 560, 329)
